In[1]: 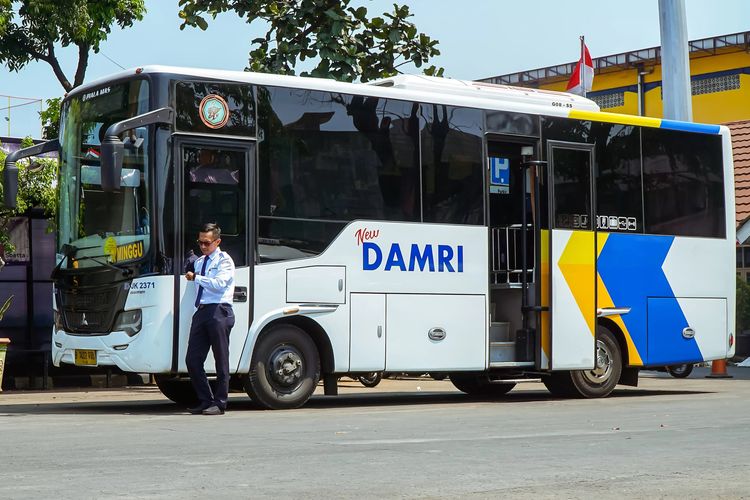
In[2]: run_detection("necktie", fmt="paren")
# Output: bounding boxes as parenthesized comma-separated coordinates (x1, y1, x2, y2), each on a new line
(194, 257, 209, 307)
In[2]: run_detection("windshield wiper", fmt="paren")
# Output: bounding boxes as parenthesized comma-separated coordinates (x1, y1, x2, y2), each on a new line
(51, 243, 78, 279)
(73, 254, 134, 277)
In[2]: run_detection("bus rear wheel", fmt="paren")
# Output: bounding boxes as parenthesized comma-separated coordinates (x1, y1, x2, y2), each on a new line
(450, 373, 516, 397)
(543, 326, 622, 398)
(155, 375, 199, 406)
(243, 324, 320, 410)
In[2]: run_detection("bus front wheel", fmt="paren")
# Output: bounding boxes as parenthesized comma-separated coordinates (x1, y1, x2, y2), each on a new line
(243, 324, 321, 410)
(155, 375, 199, 407)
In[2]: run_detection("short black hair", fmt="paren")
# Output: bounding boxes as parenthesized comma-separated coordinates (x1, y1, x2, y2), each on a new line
(199, 222, 221, 240)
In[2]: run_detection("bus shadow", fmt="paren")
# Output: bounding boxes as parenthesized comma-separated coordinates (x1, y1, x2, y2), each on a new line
(0, 387, 713, 416)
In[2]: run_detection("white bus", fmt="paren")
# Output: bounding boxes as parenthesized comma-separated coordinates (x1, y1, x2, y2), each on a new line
(3, 67, 736, 409)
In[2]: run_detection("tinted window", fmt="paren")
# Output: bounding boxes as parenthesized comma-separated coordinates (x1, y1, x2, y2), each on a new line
(543, 116, 592, 144)
(182, 146, 247, 266)
(486, 110, 539, 137)
(642, 128, 725, 238)
(175, 81, 255, 136)
(421, 105, 484, 224)
(257, 87, 421, 259)
(594, 123, 642, 232)
(551, 146, 593, 230)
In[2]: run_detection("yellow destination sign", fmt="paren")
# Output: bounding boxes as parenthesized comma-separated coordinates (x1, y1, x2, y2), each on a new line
(114, 241, 144, 263)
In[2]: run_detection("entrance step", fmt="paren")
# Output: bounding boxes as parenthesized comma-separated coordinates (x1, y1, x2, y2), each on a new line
(490, 341, 515, 363)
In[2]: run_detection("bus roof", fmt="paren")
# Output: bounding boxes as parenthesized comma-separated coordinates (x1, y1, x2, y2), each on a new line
(69, 65, 600, 118)
(69, 66, 723, 135)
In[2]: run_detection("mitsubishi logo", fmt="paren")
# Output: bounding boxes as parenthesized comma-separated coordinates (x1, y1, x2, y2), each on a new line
(81, 313, 88, 326)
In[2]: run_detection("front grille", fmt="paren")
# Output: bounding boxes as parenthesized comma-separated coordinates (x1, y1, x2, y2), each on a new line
(63, 311, 108, 332)
(62, 290, 113, 309)
(58, 286, 124, 334)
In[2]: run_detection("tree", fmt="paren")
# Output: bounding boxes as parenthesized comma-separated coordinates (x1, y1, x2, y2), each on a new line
(39, 97, 61, 140)
(737, 276, 750, 333)
(0, 136, 58, 254)
(178, 0, 443, 82)
(0, 0, 146, 92)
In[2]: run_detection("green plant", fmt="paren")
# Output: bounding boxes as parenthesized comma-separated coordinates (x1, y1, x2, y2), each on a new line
(40, 97, 62, 140)
(737, 275, 750, 333)
(0, 137, 59, 253)
(178, 0, 443, 83)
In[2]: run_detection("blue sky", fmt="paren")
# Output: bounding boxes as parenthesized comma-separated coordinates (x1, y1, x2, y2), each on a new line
(1, 0, 748, 138)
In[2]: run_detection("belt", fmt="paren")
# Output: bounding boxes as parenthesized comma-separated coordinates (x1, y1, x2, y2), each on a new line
(196, 303, 232, 310)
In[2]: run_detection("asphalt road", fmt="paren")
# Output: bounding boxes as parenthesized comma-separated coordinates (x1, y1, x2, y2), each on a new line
(1, 367, 749, 499)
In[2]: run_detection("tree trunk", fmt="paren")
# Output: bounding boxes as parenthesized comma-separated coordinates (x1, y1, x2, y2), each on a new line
(73, 43, 89, 89)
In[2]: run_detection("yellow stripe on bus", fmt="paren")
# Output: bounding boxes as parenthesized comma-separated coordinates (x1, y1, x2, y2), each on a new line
(569, 109, 662, 128)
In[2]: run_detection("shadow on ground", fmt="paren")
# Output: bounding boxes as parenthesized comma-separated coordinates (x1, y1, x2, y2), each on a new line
(0, 386, 712, 416)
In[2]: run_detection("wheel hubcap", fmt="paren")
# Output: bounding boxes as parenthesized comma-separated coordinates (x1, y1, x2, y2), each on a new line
(269, 346, 303, 388)
(583, 339, 612, 384)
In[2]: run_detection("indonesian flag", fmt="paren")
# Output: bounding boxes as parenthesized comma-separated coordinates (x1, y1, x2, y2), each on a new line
(566, 42, 594, 96)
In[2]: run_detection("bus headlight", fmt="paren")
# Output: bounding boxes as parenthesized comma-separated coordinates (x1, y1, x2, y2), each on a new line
(54, 309, 64, 331)
(114, 309, 142, 337)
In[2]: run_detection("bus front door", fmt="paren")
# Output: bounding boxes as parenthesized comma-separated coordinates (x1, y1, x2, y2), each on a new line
(174, 139, 254, 375)
(545, 142, 596, 370)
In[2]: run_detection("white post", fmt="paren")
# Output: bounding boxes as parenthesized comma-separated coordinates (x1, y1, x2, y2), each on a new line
(658, 0, 693, 121)
(580, 36, 586, 97)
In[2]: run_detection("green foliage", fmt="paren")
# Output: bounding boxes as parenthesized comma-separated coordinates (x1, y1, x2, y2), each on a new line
(0, 1, 146, 91)
(178, 0, 443, 82)
(0, 138, 59, 252)
(737, 276, 750, 332)
(39, 97, 62, 140)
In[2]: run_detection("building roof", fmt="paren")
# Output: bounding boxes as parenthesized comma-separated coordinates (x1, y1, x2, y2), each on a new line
(729, 120, 750, 228)
(481, 31, 750, 87)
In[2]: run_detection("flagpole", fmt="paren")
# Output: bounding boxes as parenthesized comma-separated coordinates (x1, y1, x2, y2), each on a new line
(580, 35, 586, 97)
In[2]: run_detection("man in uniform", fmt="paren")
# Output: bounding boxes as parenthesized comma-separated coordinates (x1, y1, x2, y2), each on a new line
(185, 222, 235, 415)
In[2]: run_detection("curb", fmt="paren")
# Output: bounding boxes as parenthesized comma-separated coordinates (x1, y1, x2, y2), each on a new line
(6, 373, 149, 390)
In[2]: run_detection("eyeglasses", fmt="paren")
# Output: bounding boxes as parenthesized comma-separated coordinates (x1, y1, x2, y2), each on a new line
(197, 239, 218, 247)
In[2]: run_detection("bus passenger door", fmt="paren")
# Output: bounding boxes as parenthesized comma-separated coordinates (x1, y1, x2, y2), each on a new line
(547, 142, 596, 370)
(175, 139, 254, 374)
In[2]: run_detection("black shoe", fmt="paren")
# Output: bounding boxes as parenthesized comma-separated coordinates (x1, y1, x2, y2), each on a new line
(202, 405, 225, 415)
(188, 404, 209, 415)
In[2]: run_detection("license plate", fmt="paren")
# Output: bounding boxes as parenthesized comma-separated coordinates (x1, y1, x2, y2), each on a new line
(74, 349, 97, 366)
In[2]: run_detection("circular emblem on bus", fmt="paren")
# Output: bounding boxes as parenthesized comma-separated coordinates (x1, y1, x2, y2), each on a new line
(199, 94, 230, 129)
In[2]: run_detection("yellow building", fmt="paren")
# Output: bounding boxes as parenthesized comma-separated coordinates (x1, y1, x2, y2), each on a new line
(480, 31, 750, 125)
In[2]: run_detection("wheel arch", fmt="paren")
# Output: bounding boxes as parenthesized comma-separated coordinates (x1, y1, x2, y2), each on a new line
(597, 318, 629, 364)
(255, 316, 335, 375)
(598, 317, 639, 387)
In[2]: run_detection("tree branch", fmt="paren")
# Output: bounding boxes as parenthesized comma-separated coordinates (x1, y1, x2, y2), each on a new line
(73, 43, 90, 88)
(45, 42, 72, 92)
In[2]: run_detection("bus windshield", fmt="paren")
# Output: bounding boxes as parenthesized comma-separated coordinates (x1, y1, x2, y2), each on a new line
(57, 80, 151, 269)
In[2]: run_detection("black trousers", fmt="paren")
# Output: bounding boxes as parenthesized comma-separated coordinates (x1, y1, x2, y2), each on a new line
(186, 303, 235, 409)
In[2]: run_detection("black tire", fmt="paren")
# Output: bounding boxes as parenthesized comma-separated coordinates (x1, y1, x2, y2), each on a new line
(544, 326, 622, 398)
(430, 372, 448, 381)
(155, 375, 199, 406)
(357, 372, 383, 388)
(666, 363, 694, 378)
(243, 324, 320, 410)
(541, 373, 577, 397)
(450, 373, 516, 397)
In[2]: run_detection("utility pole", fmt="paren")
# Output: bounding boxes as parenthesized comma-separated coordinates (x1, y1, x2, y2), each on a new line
(658, 0, 693, 121)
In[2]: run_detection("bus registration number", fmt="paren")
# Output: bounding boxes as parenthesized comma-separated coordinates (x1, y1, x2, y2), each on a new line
(74, 349, 97, 366)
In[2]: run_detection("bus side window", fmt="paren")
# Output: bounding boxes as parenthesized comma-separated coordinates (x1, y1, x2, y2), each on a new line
(642, 128, 725, 238)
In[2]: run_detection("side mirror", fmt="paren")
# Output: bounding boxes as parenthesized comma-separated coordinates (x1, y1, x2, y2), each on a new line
(100, 135, 124, 192)
(99, 107, 174, 193)
(2, 139, 60, 209)
(2, 159, 18, 209)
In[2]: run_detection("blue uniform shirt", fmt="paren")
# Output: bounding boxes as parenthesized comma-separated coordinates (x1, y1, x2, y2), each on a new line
(193, 248, 235, 306)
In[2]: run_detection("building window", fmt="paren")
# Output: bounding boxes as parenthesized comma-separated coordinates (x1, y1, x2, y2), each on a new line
(590, 92, 625, 109)
(691, 74, 741, 96)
